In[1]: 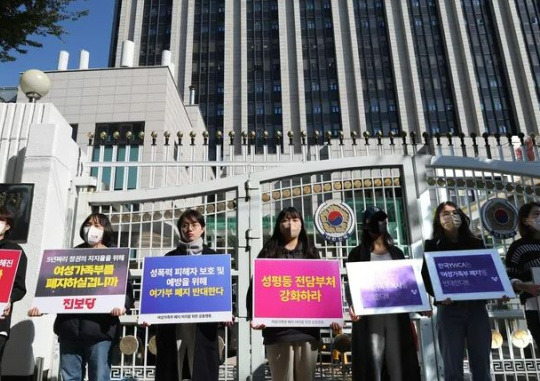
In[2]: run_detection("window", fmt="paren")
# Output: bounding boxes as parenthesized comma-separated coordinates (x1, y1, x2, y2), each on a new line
(70, 124, 78, 142)
(91, 122, 144, 190)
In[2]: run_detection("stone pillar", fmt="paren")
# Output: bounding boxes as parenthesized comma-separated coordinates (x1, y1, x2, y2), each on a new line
(3, 106, 79, 377)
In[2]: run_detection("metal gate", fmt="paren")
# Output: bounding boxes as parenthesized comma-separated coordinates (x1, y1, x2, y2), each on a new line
(76, 139, 539, 380)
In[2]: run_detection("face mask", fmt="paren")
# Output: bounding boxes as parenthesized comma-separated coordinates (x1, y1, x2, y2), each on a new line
(84, 226, 104, 246)
(288, 224, 301, 239)
(367, 219, 387, 236)
(452, 214, 462, 228)
(441, 213, 460, 231)
(532, 216, 540, 232)
(280, 219, 301, 240)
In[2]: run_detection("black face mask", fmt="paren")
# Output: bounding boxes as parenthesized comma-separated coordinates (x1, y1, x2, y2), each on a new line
(366, 219, 387, 236)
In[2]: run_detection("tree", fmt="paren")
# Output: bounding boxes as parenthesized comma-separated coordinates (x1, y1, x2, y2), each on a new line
(0, 0, 88, 62)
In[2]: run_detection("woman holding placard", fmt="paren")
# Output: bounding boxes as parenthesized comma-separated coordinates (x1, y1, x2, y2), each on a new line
(0, 207, 27, 380)
(421, 201, 490, 381)
(28, 212, 133, 381)
(155, 209, 223, 381)
(506, 201, 540, 347)
(346, 207, 421, 381)
(247, 206, 332, 381)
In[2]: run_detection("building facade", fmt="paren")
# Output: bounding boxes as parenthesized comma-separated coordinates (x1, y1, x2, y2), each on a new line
(110, 0, 540, 149)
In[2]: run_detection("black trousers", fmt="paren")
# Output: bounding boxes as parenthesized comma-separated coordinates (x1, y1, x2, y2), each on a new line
(0, 335, 7, 380)
(525, 310, 540, 349)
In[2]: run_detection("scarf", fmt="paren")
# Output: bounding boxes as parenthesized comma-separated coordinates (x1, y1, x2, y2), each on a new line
(177, 237, 204, 255)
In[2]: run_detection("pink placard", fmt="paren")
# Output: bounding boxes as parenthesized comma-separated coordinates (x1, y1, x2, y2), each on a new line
(253, 259, 343, 327)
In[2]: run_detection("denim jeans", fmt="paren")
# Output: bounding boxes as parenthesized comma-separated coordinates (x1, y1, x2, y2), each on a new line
(60, 339, 112, 381)
(437, 301, 491, 381)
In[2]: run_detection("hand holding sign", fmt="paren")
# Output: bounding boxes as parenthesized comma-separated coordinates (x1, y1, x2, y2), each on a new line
(1, 302, 11, 318)
(513, 281, 540, 297)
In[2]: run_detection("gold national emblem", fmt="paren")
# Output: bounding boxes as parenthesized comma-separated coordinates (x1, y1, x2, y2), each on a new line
(320, 204, 349, 234)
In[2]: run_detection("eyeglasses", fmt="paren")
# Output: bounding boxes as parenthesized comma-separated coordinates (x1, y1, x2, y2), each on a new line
(181, 222, 201, 230)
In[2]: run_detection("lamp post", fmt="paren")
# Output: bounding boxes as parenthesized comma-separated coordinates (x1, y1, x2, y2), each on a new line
(19, 69, 51, 103)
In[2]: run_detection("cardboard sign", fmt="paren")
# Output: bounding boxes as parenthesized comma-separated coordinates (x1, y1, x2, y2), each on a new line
(346, 259, 430, 315)
(253, 259, 343, 327)
(424, 249, 515, 301)
(33, 248, 130, 313)
(139, 254, 232, 324)
(0, 250, 21, 312)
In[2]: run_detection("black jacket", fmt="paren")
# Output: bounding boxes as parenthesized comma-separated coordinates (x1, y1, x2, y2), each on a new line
(155, 244, 220, 381)
(53, 244, 134, 343)
(0, 239, 27, 337)
(346, 244, 421, 381)
(246, 243, 320, 345)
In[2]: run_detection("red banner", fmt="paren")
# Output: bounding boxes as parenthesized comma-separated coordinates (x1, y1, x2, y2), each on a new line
(0, 250, 21, 307)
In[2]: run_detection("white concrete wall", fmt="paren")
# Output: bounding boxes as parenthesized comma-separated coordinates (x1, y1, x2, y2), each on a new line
(0, 103, 81, 376)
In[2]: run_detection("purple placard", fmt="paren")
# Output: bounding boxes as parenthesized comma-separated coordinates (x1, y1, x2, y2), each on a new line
(434, 254, 503, 294)
(346, 259, 430, 315)
(361, 265, 423, 308)
(424, 249, 515, 301)
(32, 248, 130, 313)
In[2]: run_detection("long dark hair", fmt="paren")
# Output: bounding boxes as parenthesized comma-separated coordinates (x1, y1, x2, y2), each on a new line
(258, 207, 317, 259)
(79, 213, 114, 247)
(518, 202, 540, 239)
(361, 207, 393, 252)
(431, 201, 478, 241)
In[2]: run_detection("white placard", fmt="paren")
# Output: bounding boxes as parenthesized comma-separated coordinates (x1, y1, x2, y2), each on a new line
(346, 259, 431, 315)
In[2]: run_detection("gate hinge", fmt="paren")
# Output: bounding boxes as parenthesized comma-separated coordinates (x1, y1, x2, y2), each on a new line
(244, 180, 259, 200)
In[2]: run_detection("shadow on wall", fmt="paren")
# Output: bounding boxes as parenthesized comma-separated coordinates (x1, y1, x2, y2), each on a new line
(2, 320, 35, 378)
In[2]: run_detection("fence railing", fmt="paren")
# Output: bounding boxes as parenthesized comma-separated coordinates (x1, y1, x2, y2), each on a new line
(81, 132, 539, 192)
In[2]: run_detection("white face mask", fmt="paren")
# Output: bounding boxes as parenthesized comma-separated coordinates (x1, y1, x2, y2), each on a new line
(441, 211, 461, 231)
(280, 219, 301, 240)
(452, 214, 462, 229)
(532, 216, 540, 232)
(84, 226, 104, 246)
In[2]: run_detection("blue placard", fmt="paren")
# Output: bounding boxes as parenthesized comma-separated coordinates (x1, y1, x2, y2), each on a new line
(424, 249, 515, 302)
(139, 254, 232, 324)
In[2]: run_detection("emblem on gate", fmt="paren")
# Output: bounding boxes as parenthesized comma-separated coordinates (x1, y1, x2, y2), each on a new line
(480, 198, 518, 239)
(314, 200, 356, 242)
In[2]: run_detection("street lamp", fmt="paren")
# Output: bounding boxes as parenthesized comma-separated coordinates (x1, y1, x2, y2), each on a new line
(19, 69, 51, 103)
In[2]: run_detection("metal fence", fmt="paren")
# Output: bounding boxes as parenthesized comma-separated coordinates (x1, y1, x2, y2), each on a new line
(73, 132, 539, 380)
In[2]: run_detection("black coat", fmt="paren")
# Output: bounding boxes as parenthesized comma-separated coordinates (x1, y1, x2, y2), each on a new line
(346, 244, 421, 381)
(0, 239, 27, 336)
(53, 244, 135, 343)
(155, 244, 220, 381)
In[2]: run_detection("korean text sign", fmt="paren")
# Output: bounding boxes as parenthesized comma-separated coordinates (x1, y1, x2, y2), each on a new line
(424, 249, 515, 301)
(33, 248, 130, 313)
(346, 259, 430, 315)
(139, 254, 232, 324)
(0, 250, 21, 312)
(253, 259, 343, 327)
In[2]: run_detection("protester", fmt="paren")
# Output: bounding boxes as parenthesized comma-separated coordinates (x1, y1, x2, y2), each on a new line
(422, 201, 491, 381)
(346, 207, 421, 381)
(247, 206, 340, 381)
(506, 202, 540, 346)
(0, 207, 27, 380)
(28, 212, 133, 381)
(155, 208, 231, 381)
